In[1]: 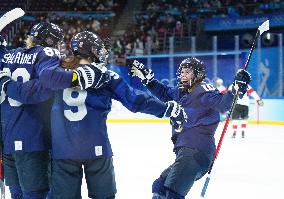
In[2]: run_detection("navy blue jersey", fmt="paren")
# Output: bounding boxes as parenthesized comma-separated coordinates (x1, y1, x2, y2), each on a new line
(147, 79, 234, 159)
(0, 45, 71, 154)
(51, 70, 168, 159)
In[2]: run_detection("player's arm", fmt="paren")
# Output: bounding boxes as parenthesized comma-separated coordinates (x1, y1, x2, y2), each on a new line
(105, 71, 166, 117)
(104, 71, 187, 129)
(35, 48, 110, 91)
(0, 61, 110, 104)
(200, 69, 252, 112)
(0, 70, 53, 104)
(128, 60, 175, 102)
(199, 89, 234, 113)
(34, 49, 73, 90)
(246, 85, 264, 106)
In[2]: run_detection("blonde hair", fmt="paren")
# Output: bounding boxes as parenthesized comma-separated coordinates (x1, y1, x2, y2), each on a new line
(25, 36, 36, 49)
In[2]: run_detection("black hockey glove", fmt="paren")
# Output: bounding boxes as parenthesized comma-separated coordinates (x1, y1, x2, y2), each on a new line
(0, 70, 11, 93)
(164, 101, 188, 132)
(232, 69, 251, 98)
(0, 35, 7, 47)
(129, 60, 154, 85)
(72, 63, 111, 90)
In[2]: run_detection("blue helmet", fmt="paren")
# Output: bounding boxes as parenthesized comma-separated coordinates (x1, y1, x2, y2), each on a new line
(70, 31, 107, 63)
(28, 22, 64, 48)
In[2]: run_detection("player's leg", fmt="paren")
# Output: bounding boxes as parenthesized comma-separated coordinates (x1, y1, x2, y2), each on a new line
(231, 104, 241, 138)
(9, 185, 23, 199)
(152, 176, 167, 199)
(51, 159, 83, 199)
(163, 147, 211, 198)
(165, 190, 184, 199)
(84, 157, 117, 199)
(231, 120, 238, 138)
(241, 122, 247, 138)
(240, 105, 249, 138)
(152, 164, 174, 199)
(14, 151, 50, 199)
(46, 154, 52, 199)
(3, 153, 23, 199)
(152, 177, 183, 199)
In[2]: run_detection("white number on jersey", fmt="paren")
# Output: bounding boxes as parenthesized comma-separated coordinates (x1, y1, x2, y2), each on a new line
(63, 88, 87, 121)
(201, 84, 216, 92)
(0, 68, 30, 106)
(43, 47, 61, 58)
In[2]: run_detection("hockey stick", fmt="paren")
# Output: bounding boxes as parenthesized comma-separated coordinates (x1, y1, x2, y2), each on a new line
(0, 8, 25, 199)
(0, 8, 25, 32)
(200, 20, 269, 198)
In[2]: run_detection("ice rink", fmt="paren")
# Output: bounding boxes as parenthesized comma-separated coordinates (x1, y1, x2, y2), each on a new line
(83, 122, 283, 199)
(4, 116, 284, 199)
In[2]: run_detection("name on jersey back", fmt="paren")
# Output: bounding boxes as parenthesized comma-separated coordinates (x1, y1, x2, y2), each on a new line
(2, 52, 38, 65)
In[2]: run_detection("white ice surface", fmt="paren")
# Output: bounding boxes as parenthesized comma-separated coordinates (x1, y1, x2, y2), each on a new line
(82, 123, 283, 199)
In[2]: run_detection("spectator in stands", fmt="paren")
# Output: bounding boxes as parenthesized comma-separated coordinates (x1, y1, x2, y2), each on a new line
(92, 19, 101, 32)
(113, 39, 124, 57)
(134, 37, 144, 56)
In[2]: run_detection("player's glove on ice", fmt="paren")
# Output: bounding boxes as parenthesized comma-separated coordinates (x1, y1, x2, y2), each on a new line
(232, 69, 251, 98)
(0, 69, 11, 93)
(129, 60, 154, 85)
(72, 63, 111, 90)
(164, 101, 188, 132)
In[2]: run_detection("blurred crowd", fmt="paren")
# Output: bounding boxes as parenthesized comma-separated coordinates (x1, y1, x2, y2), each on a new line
(0, 0, 123, 12)
(113, 0, 284, 58)
(12, 13, 113, 47)
(2, 0, 284, 60)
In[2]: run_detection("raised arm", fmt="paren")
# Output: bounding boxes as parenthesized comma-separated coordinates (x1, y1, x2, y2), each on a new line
(200, 69, 252, 112)
(102, 70, 187, 129)
(128, 60, 176, 102)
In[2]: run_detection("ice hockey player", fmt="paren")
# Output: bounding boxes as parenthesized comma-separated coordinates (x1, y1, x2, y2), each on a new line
(49, 31, 188, 199)
(129, 58, 251, 199)
(1, 30, 187, 199)
(0, 22, 109, 199)
(231, 84, 264, 138)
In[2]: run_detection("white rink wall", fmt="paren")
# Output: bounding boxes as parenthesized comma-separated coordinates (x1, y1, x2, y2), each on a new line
(109, 99, 284, 125)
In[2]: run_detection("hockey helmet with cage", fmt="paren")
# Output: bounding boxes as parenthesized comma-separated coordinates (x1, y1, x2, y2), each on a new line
(28, 22, 64, 48)
(70, 31, 108, 63)
(177, 57, 206, 90)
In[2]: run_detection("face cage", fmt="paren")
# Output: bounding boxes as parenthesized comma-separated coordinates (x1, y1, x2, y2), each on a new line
(176, 65, 205, 90)
(95, 46, 109, 64)
(58, 41, 73, 61)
